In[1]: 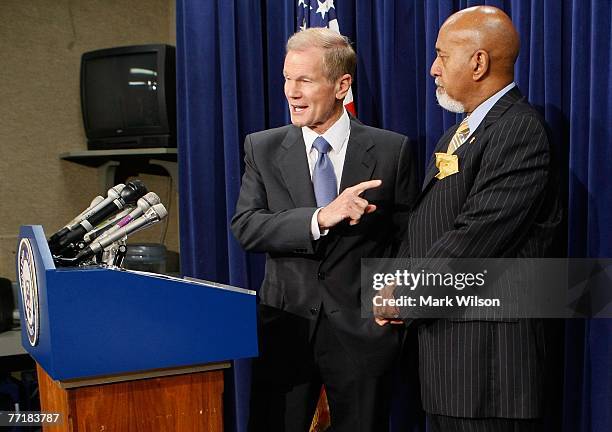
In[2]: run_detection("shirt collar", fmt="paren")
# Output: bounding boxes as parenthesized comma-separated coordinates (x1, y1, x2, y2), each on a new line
(466, 82, 516, 137)
(302, 108, 351, 154)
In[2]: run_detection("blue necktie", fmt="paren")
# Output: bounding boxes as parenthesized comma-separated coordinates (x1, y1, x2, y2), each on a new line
(312, 136, 337, 207)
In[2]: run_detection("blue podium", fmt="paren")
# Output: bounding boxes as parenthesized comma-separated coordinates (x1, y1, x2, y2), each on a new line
(16, 225, 258, 431)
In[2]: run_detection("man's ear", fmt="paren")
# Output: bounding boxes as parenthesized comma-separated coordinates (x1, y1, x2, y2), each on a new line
(335, 73, 352, 100)
(472, 50, 489, 81)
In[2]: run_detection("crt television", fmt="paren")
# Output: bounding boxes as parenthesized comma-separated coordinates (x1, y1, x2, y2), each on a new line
(80, 44, 176, 150)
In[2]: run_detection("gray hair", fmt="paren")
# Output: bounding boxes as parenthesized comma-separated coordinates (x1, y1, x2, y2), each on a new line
(286, 27, 356, 81)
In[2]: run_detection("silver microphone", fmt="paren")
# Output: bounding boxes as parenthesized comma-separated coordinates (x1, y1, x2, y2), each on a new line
(81, 205, 137, 244)
(94, 192, 161, 243)
(75, 203, 168, 261)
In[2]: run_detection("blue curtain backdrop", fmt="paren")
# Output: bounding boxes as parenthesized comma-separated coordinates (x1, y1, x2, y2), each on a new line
(176, 1, 612, 431)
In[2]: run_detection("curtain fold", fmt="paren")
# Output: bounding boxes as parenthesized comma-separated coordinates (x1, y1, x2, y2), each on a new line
(176, 1, 612, 431)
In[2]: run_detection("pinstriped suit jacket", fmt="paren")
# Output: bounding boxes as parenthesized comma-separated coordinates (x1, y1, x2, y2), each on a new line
(402, 87, 561, 418)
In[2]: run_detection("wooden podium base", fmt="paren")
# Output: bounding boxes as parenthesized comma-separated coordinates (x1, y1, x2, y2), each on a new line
(37, 363, 225, 431)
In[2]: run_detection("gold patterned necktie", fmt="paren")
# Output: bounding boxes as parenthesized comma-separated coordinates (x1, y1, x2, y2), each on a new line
(446, 117, 470, 154)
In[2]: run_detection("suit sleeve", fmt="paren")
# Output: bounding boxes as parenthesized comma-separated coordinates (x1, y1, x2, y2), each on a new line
(231, 134, 317, 254)
(425, 113, 551, 258)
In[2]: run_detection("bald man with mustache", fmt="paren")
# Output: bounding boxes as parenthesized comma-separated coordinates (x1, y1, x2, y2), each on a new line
(378, 6, 561, 432)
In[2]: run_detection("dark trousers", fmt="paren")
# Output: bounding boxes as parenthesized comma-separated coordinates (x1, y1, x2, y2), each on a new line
(428, 414, 544, 432)
(248, 306, 393, 432)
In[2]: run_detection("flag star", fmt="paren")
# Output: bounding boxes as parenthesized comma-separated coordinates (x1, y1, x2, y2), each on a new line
(300, 18, 307, 32)
(327, 0, 335, 10)
(298, 0, 307, 8)
(316, 0, 329, 19)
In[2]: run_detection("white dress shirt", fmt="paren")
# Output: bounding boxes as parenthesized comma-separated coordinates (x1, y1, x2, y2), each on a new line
(301, 108, 351, 240)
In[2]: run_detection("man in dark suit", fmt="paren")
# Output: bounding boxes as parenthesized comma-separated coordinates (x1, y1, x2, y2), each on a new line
(231, 28, 417, 431)
(376, 6, 561, 432)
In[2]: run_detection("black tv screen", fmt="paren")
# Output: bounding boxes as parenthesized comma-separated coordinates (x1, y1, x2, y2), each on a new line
(81, 44, 176, 150)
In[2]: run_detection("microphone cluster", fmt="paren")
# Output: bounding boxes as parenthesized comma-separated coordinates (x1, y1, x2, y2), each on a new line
(48, 180, 168, 267)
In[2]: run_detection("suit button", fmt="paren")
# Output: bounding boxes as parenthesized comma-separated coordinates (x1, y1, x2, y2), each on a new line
(317, 271, 325, 280)
(309, 308, 319, 315)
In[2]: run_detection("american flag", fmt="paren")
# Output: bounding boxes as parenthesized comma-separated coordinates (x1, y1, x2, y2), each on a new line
(297, 0, 356, 115)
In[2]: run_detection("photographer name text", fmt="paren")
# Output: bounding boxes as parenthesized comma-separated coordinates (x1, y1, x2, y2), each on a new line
(373, 295, 501, 308)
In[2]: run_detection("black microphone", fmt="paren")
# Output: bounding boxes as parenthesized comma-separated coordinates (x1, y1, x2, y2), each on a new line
(66, 195, 106, 227)
(48, 185, 125, 247)
(51, 180, 148, 255)
(75, 203, 168, 262)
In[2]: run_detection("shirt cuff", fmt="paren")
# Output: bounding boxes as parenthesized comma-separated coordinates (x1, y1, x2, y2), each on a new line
(311, 208, 329, 240)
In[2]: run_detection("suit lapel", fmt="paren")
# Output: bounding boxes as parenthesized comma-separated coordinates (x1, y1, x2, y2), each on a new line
(324, 119, 376, 258)
(339, 120, 376, 192)
(277, 126, 317, 207)
(420, 87, 524, 192)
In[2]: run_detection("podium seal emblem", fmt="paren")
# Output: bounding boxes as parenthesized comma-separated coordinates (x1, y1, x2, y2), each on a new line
(18, 238, 40, 346)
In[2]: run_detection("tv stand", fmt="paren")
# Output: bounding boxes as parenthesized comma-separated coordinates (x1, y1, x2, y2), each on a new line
(59, 148, 177, 192)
